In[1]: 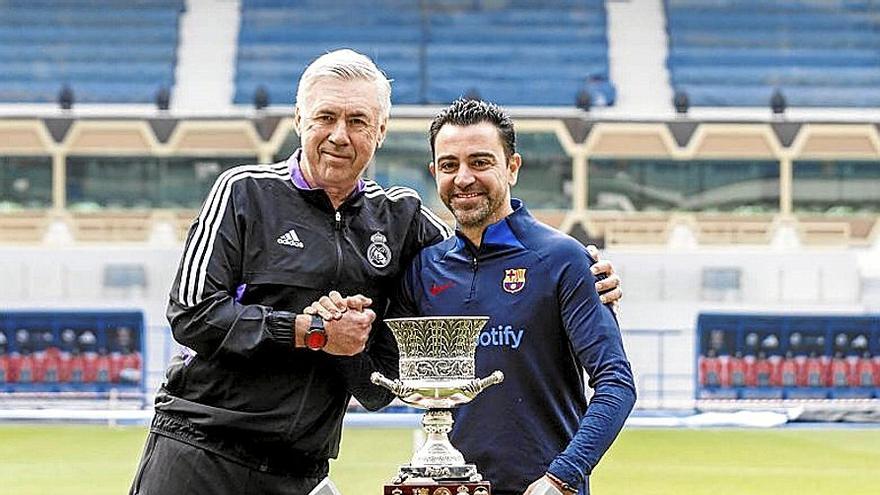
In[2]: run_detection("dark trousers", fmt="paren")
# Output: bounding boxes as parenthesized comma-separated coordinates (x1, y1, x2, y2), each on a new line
(129, 433, 326, 495)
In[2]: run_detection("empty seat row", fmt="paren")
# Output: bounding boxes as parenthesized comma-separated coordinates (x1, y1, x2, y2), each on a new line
(667, 11, 876, 30)
(671, 66, 880, 86)
(669, 0, 874, 9)
(669, 47, 880, 67)
(678, 85, 880, 107)
(0, 26, 178, 43)
(1, 63, 173, 83)
(0, 0, 182, 7)
(239, 26, 423, 44)
(669, 30, 880, 49)
(0, 44, 176, 63)
(0, 8, 179, 26)
(0, 82, 170, 103)
(428, 9, 606, 26)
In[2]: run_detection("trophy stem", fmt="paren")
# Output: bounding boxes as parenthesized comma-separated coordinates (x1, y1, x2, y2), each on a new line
(412, 409, 465, 467)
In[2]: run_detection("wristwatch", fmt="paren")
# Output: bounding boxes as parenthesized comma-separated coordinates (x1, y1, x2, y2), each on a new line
(305, 315, 328, 351)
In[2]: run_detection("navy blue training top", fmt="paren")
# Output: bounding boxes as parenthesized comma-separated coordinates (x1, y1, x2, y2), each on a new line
(391, 199, 636, 494)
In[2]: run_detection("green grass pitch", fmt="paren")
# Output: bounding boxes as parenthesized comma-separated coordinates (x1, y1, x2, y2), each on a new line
(1, 425, 879, 494)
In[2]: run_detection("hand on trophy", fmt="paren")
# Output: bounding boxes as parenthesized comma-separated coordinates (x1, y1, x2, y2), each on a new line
(303, 291, 376, 356)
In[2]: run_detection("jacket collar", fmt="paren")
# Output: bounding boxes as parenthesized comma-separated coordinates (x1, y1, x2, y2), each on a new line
(286, 149, 365, 210)
(452, 198, 528, 253)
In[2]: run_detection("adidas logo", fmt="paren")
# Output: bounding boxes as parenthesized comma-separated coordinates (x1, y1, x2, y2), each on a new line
(277, 229, 304, 248)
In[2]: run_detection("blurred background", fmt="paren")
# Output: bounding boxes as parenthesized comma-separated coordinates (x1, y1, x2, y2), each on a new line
(1, 0, 879, 493)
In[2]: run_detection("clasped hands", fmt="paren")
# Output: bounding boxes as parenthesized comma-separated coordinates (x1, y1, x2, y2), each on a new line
(303, 290, 374, 356)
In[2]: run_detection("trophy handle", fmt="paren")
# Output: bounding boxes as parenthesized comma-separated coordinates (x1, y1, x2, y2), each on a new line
(462, 370, 504, 399)
(371, 371, 413, 398)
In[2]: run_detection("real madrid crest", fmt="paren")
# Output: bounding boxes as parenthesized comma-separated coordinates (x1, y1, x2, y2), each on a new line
(367, 232, 392, 268)
(502, 268, 526, 293)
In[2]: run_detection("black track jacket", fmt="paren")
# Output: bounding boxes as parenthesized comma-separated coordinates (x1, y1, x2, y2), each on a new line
(153, 152, 451, 465)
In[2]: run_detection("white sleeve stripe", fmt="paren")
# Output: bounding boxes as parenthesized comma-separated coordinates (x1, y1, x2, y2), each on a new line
(365, 185, 422, 200)
(364, 181, 454, 239)
(180, 164, 288, 306)
(178, 164, 251, 306)
(185, 166, 289, 306)
(361, 182, 451, 238)
(363, 187, 421, 201)
(420, 205, 454, 239)
(178, 164, 289, 307)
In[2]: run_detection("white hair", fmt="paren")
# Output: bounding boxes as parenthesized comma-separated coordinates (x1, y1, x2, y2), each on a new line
(295, 49, 392, 119)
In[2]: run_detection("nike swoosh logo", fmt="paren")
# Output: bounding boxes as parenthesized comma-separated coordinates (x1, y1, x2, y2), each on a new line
(429, 281, 454, 296)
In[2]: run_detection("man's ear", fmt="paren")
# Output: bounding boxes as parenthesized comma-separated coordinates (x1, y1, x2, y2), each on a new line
(508, 153, 522, 187)
(376, 116, 389, 149)
(429, 161, 437, 179)
(293, 107, 302, 136)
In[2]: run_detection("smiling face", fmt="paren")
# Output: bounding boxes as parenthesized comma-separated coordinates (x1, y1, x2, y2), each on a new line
(294, 77, 387, 199)
(430, 122, 521, 236)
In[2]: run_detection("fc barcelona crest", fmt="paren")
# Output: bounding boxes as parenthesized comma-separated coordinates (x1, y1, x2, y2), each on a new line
(502, 268, 526, 293)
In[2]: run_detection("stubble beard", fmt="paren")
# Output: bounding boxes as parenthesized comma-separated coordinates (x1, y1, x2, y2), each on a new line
(446, 192, 505, 229)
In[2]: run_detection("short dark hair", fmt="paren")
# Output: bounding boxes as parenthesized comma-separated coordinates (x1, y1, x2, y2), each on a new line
(429, 99, 516, 160)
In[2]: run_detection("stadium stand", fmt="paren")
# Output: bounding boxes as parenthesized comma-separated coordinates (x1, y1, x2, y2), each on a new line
(0, 311, 144, 393)
(666, 0, 880, 106)
(234, 0, 614, 106)
(697, 314, 880, 400)
(0, 0, 184, 103)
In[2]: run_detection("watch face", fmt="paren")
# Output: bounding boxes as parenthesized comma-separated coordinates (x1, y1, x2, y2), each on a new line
(306, 329, 327, 350)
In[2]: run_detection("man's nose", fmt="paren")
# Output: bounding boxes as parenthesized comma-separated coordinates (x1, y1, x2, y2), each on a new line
(454, 164, 475, 187)
(328, 120, 350, 145)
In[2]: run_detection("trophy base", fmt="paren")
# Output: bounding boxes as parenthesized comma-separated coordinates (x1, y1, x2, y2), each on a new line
(383, 480, 491, 495)
(395, 464, 481, 483)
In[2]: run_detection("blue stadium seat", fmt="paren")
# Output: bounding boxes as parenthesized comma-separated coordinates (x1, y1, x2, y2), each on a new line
(0, 9, 179, 26)
(677, 85, 880, 107)
(666, 0, 880, 107)
(0, 2, 182, 103)
(234, 0, 614, 106)
(0, 62, 173, 83)
(671, 67, 880, 87)
(1, 0, 183, 7)
(668, 30, 880, 49)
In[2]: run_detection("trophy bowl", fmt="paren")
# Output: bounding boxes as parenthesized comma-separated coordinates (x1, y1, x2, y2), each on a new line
(371, 316, 503, 485)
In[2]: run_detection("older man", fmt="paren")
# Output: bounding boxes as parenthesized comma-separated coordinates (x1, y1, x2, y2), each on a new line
(130, 50, 621, 495)
(390, 100, 636, 495)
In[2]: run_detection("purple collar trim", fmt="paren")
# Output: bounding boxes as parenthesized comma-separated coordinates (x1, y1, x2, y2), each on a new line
(286, 149, 365, 193)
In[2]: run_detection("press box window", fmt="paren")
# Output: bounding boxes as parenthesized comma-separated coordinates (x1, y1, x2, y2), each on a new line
(701, 267, 741, 302)
(103, 264, 147, 290)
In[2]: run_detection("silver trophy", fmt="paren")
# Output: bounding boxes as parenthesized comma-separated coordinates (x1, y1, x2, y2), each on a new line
(371, 316, 504, 484)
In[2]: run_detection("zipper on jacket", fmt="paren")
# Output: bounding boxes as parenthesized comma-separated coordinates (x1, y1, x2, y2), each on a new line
(333, 210, 343, 284)
(468, 256, 478, 300)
